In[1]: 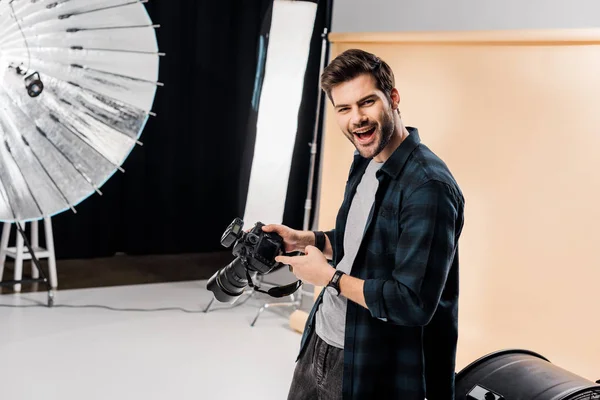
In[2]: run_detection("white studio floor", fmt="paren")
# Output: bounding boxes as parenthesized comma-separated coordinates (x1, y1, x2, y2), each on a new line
(0, 280, 304, 400)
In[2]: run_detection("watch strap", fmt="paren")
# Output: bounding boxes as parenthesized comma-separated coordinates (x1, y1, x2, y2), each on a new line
(327, 270, 345, 296)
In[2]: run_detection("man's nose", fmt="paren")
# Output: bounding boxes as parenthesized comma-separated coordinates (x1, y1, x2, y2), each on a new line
(350, 109, 368, 127)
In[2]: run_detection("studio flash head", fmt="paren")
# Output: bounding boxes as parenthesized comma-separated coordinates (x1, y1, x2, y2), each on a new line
(24, 71, 44, 98)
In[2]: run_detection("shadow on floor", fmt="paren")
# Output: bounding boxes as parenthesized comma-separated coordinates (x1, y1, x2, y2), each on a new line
(0, 251, 234, 295)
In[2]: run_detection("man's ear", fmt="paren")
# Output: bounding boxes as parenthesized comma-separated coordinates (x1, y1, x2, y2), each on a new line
(390, 88, 400, 110)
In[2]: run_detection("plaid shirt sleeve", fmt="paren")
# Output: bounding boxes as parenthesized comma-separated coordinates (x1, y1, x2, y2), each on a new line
(363, 179, 460, 326)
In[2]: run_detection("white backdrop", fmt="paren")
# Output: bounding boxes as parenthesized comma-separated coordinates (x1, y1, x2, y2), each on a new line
(242, 0, 317, 230)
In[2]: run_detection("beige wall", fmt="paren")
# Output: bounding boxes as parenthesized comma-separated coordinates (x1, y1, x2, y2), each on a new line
(317, 29, 600, 382)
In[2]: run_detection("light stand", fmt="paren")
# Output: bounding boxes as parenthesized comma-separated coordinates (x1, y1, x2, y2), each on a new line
(290, 25, 330, 310)
(303, 26, 329, 232)
(0, 221, 55, 306)
(260, 10, 332, 323)
(240, 26, 332, 325)
(204, 28, 330, 323)
(205, 2, 332, 326)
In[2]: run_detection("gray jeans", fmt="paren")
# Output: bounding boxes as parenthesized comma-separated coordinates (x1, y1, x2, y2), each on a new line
(287, 332, 344, 400)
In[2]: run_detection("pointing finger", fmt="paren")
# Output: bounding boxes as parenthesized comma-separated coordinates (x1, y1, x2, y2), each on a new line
(262, 224, 276, 232)
(275, 255, 291, 264)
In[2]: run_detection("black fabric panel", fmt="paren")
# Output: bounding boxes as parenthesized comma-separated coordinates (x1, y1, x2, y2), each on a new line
(51, 0, 274, 258)
(237, 1, 274, 223)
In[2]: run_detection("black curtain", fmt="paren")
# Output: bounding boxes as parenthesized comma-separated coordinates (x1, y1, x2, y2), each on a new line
(282, 0, 333, 231)
(51, 0, 332, 260)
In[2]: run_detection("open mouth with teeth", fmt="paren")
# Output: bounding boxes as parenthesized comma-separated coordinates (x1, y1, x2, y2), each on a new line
(353, 126, 377, 145)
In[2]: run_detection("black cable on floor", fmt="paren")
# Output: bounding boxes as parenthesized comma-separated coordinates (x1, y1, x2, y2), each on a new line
(0, 303, 206, 313)
(0, 302, 248, 313)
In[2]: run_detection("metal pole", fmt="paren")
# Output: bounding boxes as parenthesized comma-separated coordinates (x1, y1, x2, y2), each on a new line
(303, 27, 329, 231)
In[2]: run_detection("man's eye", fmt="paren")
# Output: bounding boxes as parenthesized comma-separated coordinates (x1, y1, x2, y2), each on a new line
(338, 108, 349, 113)
(363, 99, 374, 105)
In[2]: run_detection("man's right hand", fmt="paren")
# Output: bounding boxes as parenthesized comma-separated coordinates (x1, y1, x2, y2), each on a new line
(261, 224, 311, 254)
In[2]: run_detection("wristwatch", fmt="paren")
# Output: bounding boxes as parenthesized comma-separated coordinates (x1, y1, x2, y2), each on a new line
(326, 270, 345, 296)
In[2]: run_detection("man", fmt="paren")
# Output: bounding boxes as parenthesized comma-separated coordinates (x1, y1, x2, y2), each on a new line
(264, 49, 464, 400)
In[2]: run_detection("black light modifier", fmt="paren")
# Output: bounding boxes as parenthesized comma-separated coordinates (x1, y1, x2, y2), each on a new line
(455, 349, 600, 400)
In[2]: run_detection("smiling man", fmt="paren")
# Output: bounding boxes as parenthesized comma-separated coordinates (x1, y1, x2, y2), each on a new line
(264, 49, 465, 400)
(332, 70, 401, 162)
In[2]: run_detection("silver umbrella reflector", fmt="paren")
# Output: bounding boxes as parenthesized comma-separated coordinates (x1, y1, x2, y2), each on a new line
(0, 0, 162, 222)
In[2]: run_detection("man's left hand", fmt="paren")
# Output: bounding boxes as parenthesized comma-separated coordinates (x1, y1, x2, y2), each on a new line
(275, 245, 336, 287)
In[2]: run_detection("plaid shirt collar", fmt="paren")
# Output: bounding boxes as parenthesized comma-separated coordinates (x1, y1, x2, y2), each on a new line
(380, 126, 421, 179)
(351, 126, 421, 179)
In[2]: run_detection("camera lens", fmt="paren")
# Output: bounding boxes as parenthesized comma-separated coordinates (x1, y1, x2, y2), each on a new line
(206, 257, 248, 303)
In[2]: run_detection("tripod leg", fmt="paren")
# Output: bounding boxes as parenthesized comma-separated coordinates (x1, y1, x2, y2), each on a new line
(251, 304, 267, 327)
(44, 218, 57, 289)
(0, 222, 10, 282)
(203, 297, 215, 313)
(31, 220, 39, 279)
(13, 222, 52, 304)
(250, 291, 302, 327)
(48, 289, 55, 307)
(14, 227, 24, 293)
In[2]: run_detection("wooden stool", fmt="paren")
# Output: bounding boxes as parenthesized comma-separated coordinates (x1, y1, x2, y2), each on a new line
(0, 218, 57, 293)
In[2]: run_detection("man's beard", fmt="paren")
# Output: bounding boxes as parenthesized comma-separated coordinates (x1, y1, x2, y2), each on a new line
(354, 109, 395, 159)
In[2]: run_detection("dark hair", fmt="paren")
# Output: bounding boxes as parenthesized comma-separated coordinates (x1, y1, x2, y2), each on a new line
(320, 48, 395, 105)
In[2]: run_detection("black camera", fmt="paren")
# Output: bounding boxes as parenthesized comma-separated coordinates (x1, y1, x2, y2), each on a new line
(207, 217, 301, 303)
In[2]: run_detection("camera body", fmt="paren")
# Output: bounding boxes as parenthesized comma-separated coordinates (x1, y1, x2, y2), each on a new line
(221, 217, 283, 275)
(207, 217, 290, 303)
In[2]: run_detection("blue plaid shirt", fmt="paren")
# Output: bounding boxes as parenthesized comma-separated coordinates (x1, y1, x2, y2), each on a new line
(298, 127, 464, 400)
